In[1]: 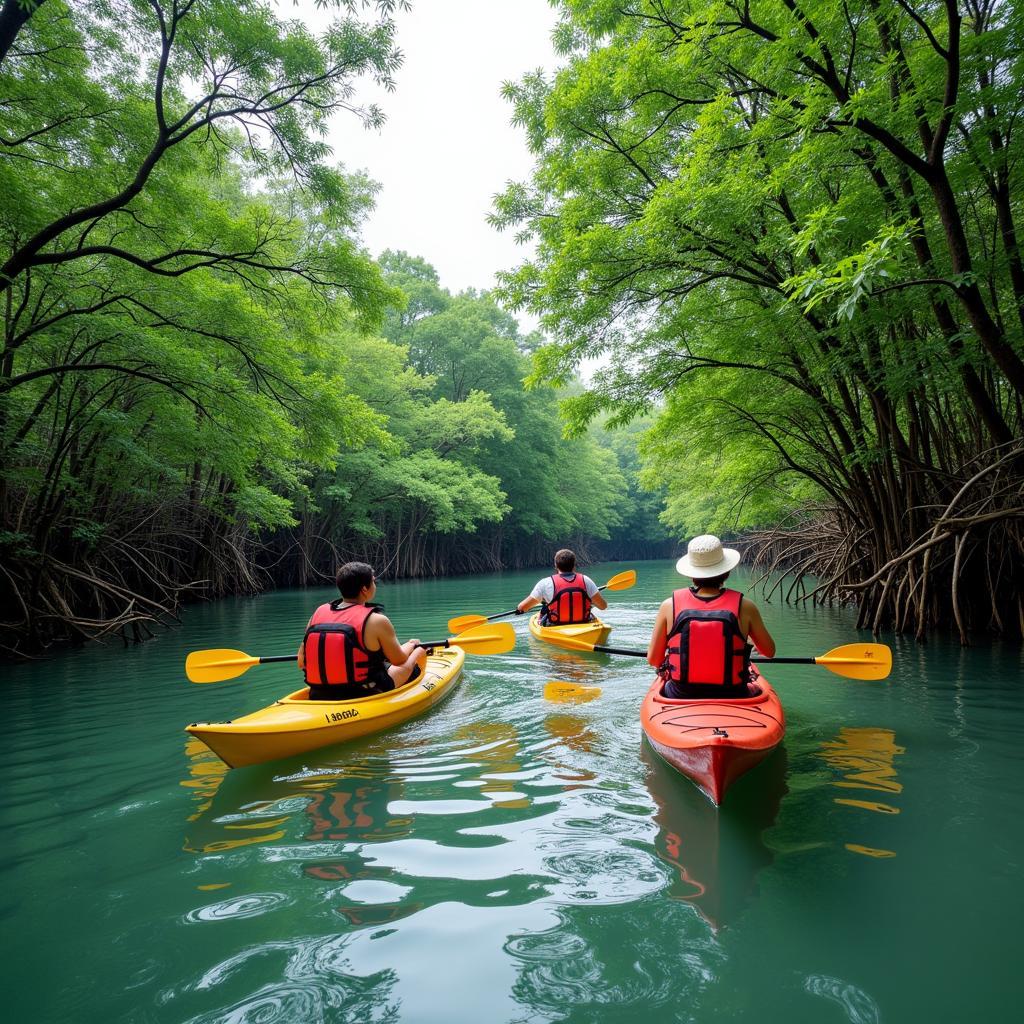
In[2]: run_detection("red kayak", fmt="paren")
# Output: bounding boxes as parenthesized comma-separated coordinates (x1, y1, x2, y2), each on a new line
(640, 669, 785, 805)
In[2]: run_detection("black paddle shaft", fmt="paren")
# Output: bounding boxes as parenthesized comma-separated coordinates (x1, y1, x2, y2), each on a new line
(258, 655, 298, 665)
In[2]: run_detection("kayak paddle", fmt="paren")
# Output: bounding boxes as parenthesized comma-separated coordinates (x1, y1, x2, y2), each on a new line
(447, 569, 638, 633)
(544, 680, 602, 703)
(186, 622, 516, 684)
(756, 643, 893, 680)
(540, 636, 893, 681)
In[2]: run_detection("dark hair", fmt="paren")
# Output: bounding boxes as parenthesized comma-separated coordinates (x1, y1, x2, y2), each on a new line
(693, 572, 729, 589)
(336, 562, 375, 598)
(554, 548, 576, 572)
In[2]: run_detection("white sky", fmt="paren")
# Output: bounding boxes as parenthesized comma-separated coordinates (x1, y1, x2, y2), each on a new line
(299, 0, 560, 301)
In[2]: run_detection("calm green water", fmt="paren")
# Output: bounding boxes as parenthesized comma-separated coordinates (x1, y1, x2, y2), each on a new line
(2, 561, 1022, 1022)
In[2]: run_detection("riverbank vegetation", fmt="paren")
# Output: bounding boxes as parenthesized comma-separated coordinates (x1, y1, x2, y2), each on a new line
(0, 1, 669, 656)
(495, 0, 1024, 643)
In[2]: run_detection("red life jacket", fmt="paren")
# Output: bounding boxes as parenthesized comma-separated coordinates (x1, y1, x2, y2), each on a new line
(545, 572, 592, 625)
(302, 600, 382, 687)
(663, 587, 751, 688)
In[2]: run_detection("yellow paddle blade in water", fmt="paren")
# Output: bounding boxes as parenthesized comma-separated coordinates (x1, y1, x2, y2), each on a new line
(186, 648, 260, 684)
(544, 680, 602, 703)
(447, 622, 516, 655)
(815, 643, 893, 680)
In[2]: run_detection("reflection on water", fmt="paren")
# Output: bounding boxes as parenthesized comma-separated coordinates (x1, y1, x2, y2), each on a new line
(641, 742, 788, 930)
(544, 713, 601, 756)
(537, 646, 609, 683)
(4, 560, 1019, 1023)
(452, 720, 530, 809)
(181, 741, 295, 856)
(819, 727, 904, 858)
(181, 738, 229, 821)
(540, 713, 599, 792)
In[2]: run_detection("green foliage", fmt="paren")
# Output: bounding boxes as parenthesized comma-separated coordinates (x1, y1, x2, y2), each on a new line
(495, 0, 1024, 553)
(0, 0, 417, 647)
(0, 0, 671, 652)
(303, 256, 658, 564)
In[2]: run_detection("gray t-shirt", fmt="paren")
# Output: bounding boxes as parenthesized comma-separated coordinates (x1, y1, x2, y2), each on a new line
(531, 573, 600, 604)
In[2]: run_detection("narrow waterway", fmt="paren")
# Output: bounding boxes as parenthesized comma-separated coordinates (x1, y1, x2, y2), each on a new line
(2, 561, 1021, 1022)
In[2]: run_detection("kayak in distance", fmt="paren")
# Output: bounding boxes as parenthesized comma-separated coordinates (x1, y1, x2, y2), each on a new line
(186, 647, 465, 769)
(528, 612, 612, 652)
(640, 668, 785, 805)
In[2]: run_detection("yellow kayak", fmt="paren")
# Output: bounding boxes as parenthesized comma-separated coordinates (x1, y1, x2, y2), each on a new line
(185, 647, 465, 768)
(528, 613, 612, 651)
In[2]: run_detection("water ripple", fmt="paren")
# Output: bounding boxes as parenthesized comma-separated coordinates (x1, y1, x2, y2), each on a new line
(186, 892, 292, 923)
(804, 974, 881, 1024)
(183, 978, 399, 1024)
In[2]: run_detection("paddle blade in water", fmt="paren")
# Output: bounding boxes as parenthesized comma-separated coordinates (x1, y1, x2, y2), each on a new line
(447, 613, 487, 633)
(544, 680, 602, 703)
(449, 622, 516, 655)
(186, 648, 260, 683)
(604, 570, 637, 591)
(816, 643, 893, 680)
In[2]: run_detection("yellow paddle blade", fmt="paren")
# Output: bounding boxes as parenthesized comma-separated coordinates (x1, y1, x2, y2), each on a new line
(186, 648, 260, 684)
(448, 622, 516, 655)
(539, 632, 598, 653)
(815, 643, 893, 680)
(447, 613, 488, 633)
(544, 680, 602, 703)
(604, 569, 637, 591)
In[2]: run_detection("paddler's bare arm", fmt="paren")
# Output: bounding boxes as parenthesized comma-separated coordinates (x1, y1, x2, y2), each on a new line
(742, 600, 775, 658)
(647, 599, 672, 668)
(364, 614, 419, 665)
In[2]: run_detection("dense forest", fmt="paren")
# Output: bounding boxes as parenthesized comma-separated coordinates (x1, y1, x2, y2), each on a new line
(4, 1, 1021, 657)
(495, 0, 1024, 643)
(0, 0, 670, 656)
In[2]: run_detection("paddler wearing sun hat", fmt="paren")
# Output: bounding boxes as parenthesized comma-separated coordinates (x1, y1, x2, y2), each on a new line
(646, 535, 777, 699)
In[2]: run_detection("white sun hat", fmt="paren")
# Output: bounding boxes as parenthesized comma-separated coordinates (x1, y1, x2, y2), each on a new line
(675, 534, 742, 578)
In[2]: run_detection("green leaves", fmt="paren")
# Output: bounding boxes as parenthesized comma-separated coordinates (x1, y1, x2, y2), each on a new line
(0, 0, 415, 647)
(495, 0, 1024, 562)
(785, 222, 917, 321)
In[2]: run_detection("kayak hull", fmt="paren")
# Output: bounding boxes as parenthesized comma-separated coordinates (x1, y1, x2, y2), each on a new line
(528, 613, 611, 651)
(186, 647, 465, 769)
(640, 671, 785, 805)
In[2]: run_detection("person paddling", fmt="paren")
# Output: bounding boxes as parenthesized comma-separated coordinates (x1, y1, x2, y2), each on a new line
(515, 548, 608, 625)
(647, 535, 775, 699)
(297, 562, 426, 700)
